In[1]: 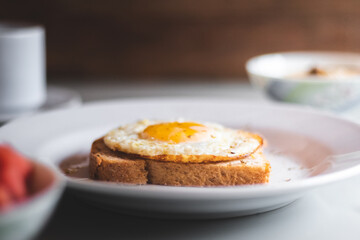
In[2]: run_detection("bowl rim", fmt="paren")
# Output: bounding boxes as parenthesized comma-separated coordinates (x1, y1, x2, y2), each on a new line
(245, 50, 360, 83)
(0, 160, 65, 218)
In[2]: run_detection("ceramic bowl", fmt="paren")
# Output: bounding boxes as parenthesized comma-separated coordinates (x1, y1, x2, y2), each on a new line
(0, 161, 65, 240)
(246, 51, 360, 111)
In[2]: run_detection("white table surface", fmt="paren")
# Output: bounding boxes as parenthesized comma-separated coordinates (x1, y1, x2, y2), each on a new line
(35, 81, 360, 240)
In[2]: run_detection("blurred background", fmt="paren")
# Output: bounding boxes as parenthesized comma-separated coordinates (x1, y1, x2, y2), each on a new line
(2, 0, 360, 82)
(3, 2, 360, 239)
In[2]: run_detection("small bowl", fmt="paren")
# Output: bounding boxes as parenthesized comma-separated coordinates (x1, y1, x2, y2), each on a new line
(246, 51, 360, 111)
(0, 161, 65, 240)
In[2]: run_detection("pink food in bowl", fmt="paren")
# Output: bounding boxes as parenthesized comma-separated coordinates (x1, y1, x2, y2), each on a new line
(0, 144, 33, 210)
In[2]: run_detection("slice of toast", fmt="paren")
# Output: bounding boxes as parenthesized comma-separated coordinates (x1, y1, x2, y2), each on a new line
(89, 138, 270, 186)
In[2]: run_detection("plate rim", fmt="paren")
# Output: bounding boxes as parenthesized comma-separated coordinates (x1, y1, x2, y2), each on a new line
(2, 97, 360, 199)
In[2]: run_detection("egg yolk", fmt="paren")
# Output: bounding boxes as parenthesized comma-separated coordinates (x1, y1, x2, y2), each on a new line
(140, 122, 209, 143)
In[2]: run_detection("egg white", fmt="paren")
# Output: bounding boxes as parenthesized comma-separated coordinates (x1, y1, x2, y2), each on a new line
(103, 119, 263, 163)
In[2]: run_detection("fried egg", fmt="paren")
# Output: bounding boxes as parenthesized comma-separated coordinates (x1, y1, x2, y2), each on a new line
(103, 119, 263, 163)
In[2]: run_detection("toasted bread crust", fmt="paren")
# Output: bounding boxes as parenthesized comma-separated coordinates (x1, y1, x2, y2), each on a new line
(89, 139, 148, 184)
(89, 138, 270, 186)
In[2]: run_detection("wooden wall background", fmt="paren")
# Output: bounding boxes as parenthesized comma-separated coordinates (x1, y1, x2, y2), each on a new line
(1, 0, 360, 80)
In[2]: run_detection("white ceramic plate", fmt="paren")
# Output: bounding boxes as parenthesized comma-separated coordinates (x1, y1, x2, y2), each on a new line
(1, 98, 360, 219)
(0, 86, 81, 123)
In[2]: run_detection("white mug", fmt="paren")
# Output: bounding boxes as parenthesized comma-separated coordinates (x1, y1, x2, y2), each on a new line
(0, 22, 46, 113)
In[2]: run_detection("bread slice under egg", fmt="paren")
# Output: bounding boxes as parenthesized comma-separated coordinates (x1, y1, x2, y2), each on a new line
(89, 138, 270, 186)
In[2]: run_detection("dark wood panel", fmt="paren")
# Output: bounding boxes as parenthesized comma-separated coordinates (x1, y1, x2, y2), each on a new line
(1, 0, 360, 79)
